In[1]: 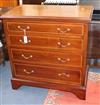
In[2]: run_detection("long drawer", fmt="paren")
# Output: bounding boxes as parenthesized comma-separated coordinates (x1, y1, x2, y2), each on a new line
(13, 63, 81, 84)
(11, 49, 82, 67)
(8, 35, 83, 51)
(6, 22, 83, 35)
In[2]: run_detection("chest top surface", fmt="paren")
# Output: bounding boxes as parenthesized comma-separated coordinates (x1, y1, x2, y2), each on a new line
(1, 5, 93, 22)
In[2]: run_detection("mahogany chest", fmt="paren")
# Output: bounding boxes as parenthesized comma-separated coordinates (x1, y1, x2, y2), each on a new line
(2, 5, 93, 100)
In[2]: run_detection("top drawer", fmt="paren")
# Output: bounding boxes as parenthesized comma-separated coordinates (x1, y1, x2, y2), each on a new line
(6, 22, 83, 35)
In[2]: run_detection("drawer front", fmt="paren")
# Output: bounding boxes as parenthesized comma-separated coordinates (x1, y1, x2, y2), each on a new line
(11, 49, 82, 67)
(13, 63, 81, 83)
(8, 35, 83, 50)
(7, 22, 83, 35)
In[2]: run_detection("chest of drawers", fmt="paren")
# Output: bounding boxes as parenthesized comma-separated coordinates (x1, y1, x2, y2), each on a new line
(2, 5, 93, 100)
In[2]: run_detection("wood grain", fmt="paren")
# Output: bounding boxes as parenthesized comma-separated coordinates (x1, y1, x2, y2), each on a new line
(0, 0, 18, 7)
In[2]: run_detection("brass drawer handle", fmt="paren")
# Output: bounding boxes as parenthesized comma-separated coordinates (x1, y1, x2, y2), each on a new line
(58, 73, 70, 77)
(21, 54, 32, 59)
(57, 42, 71, 48)
(18, 25, 30, 36)
(57, 57, 70, 63)
(18, 26, 30, 38)
(57, 27, 71, 33)
(18, 25, 31, 44)
(19, 38, 31, 44)
(23, 69, 35, 75)
(18, 25, 30, 30)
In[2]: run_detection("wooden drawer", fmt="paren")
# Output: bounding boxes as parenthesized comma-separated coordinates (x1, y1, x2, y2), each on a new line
(11, 49, 82, 67)
(7, 22, 83, 35)
(13, 63, 81, 84)
(8, 35, 83, 50)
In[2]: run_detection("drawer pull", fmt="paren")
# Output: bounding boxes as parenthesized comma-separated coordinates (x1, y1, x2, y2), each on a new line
(19, 38, 31, 44)
(58, 73, 70, 77)
(57, 42, 71, 48)
(23, 69, 35, 74)
(57, 57, 70, 63)
(18, 25, 30, 36)
(21, 54, 32, 59)
(18, 25, 30, 30)
(57, 27, 71, 33)
(18, 25, 30, 44)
